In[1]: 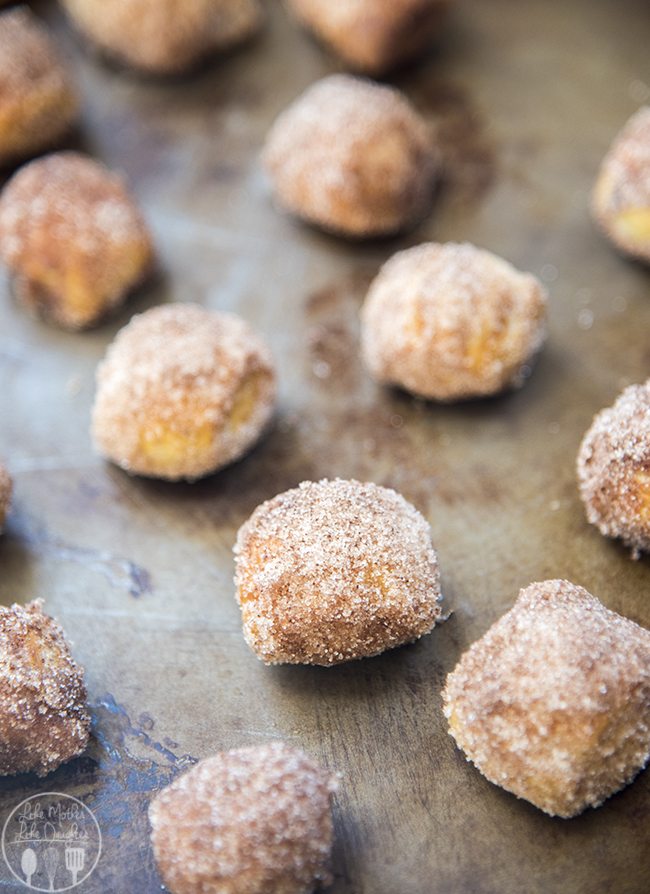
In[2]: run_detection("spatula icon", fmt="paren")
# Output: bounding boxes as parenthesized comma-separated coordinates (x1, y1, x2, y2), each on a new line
(65, 846, 85, 886)
(20, 848, 37, 887)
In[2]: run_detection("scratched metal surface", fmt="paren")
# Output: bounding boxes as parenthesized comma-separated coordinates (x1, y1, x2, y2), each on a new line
(0, 0, 649, 892)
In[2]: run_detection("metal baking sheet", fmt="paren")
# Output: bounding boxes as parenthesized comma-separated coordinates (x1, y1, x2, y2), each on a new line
(1, 1, 649, 891)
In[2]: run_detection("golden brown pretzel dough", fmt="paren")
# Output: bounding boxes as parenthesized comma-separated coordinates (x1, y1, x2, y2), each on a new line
(149, 743, 337, 894)
(235, 478, 441, 665)
(593, 106, 650, 263)
(92, 303, 276, 481)
(578, 381, 650, 557)
(0, 601, 90, 777)
(263, 74, 438, 238)
(444, 580, 650, 818)
(61, 0, 263, 75)
(286, 0, 451, 75)
(0, 461, 11, 532)
(0, 7, 78, 166)
(0, 151, 154, 330)
(361, 242, 547, 401)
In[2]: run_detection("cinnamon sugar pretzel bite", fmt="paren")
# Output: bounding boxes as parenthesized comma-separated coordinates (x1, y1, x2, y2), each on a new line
(443, 580, 650, 818)
(92, 303, 276, 481)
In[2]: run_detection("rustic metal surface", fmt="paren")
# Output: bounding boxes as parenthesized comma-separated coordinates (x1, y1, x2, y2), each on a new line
(1, 1, 649, 892)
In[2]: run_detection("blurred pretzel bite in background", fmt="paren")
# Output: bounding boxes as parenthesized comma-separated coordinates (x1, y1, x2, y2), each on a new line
(149, 742, 337, 894)
(286, 0, 451, 75)
(0, 460, 11, 532)
(0, 151, 154, 330)
(0, 6, 78, 167)
(263, 74, 439, 238)
(92, 303, 276, 481)
(443, 580, 650, 818)
(593, 106, 650, 263)
(0, 601, 90, 777)
(235, 478, 442, 666)
(61, 0, 264, 76)
(578, 381, 650, 558)
(361, 242, 547, 401)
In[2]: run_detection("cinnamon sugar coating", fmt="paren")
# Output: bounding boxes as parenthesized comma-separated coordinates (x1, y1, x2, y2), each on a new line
(234, 478, 442, 666)
(577, 382, 650, 557)
(0, 7, 78, 166)
(0, 151, 154, 330)
(263, 75, 438, 238)
(593, 106, 650, 263)
(443, 580, 650, 818)
(361, 242, 547, 401)
(286, 0, 451, 75)
(92, 303, 276, 481)
(0, 600, 90, 777)
(61, 0, 263, 76)
(149, 742, 337, 894)
(0, 461, 11, 532)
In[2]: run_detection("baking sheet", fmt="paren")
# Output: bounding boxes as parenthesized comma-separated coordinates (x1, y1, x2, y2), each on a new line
(1, 1, 649, 891)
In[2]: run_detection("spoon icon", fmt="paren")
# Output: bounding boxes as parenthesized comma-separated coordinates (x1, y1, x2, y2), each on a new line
(21, 848, 37, 887)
